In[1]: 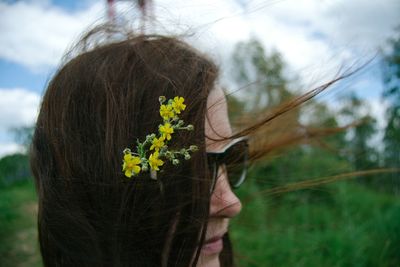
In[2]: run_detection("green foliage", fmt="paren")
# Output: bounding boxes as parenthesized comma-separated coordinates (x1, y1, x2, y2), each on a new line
(231, 181, 400, 267)
(2, 178, 399, 266)
(226, 36, 400, 266)
(0, 180, 41, 267)
(338, 93, 382, 191)
(0, 153, 31, 187)
(9, 126, 34, 150)
(0, 126, 34, 187)
(382, 30, 400, 194)
(248, 146, 352, 210)
(231, 38, 293, 111)
(2, 36, 399, 267)
(351, 115, 379, 169)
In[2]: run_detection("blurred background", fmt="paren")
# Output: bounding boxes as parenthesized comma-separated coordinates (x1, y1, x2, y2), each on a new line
(0, 0, 399, 266)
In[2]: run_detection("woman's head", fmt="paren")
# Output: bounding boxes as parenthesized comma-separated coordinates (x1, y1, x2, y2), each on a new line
(30, 29, 242, 266)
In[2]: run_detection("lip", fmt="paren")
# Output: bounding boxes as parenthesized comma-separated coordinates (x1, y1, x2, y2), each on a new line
(201, 235, 224, 255)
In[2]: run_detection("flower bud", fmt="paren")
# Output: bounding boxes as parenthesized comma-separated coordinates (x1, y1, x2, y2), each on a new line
(159, 96, 166, 104)
(172, 159, 180, 165)
(189, 145, 198, 151)
(186, 124, 194, 131)
(165, 151, 173, 159)
(184, 153, 191, 160)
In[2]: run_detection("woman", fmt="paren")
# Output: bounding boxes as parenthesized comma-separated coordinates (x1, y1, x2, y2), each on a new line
(30, 26, 248, 267)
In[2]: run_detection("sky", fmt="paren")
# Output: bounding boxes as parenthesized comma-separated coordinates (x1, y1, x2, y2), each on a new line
(0, 0, 399, 157)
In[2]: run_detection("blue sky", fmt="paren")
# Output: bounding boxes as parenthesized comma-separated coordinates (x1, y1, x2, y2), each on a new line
(0, 0, 399, 157)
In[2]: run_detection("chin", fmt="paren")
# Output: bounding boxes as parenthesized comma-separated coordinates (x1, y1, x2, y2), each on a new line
(196, 253, 220, 267)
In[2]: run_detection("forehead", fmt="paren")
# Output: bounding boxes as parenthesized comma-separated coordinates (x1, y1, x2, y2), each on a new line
(205, 87, 232, 152)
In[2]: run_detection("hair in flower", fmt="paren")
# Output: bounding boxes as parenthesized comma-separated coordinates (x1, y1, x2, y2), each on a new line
(122, 96, 198, 179)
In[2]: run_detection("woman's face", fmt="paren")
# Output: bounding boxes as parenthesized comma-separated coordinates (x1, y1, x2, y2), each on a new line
(197, 87, 242, 267)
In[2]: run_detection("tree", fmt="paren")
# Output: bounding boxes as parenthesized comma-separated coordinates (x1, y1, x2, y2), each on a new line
(0, 153, 30, 187)
(382, 30, 400, 194)
(0, 126, 34, 187)
(9, 126, 34, 152)
(339, 93, 379, 172)
(231, 38, 293, 112)
(229, 37, 300, 161)
(229, 38, 352, 201)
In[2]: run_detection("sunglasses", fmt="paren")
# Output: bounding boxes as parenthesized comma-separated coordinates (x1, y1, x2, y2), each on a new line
(207, 137, 249, 193)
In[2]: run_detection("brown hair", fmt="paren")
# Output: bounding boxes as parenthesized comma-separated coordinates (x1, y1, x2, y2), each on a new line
(30, 26, 232, 266)
(30, 23, 362, 266)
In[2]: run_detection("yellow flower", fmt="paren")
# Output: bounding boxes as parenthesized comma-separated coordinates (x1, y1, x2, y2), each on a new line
(159, 122, 174, 141)
(160, 104, 175, 120)
(122, 153, 141, 178)
(150, 136, 165, 151)
(149, 151, 164, 171)
(171, 96, 186, 114)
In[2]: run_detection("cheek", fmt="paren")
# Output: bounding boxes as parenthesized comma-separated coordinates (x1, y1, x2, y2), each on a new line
(209, 167, 242, 217)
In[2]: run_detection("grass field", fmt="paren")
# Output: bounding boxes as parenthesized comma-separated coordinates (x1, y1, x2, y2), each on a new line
(231, 180, 400, 267)
(0, 180, 42, 267)
(1, 178, 399, 266)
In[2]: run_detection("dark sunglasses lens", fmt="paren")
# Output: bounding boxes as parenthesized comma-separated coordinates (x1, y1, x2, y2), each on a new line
(207, 139, 249, 193)
(225, 141, 248, 189)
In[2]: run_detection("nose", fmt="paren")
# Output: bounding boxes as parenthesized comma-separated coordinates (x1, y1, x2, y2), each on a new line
(209, 166, 242, 217)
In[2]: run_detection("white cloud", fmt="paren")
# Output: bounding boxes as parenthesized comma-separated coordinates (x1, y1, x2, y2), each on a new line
(0, 88, 41, 129)
(1, 0, 398, 75)
(250, 0, 400, 51)
(0, 1, 105, 72)
(358, 98, 389, 150)
(0, 142, 25, 158)
(0, 88, 40, 158)
(148, 0, 399, 91)
(0, 0, 397, 151)
(322, 0, 400, 51)
(370, 98, 389, 130)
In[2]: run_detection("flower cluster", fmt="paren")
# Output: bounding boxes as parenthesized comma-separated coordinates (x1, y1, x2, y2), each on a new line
(122, 96, 198, 179)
